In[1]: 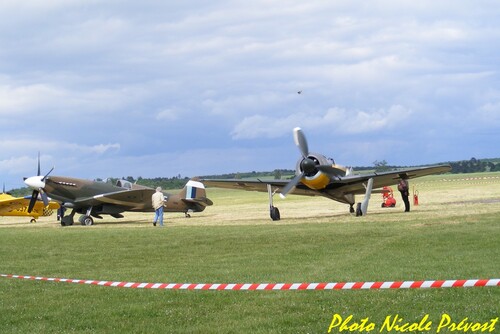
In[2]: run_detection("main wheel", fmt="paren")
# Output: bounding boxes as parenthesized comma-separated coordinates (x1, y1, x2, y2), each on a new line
(270, 206, 280, 221)
(61, 216, 74, 226)
(355, 203, 363, 216)
(80, 215, 94, 226)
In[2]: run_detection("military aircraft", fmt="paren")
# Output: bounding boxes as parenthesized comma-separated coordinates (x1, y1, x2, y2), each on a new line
(202, 127, 451, 220)
(0, 184, 60, 222)
(24, 159, 213, 226)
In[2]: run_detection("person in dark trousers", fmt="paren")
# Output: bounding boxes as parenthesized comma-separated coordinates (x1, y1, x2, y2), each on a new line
(398, 178, 410, 212)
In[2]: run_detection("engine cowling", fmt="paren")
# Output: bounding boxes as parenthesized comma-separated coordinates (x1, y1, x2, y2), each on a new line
(295, 153, 333, 190)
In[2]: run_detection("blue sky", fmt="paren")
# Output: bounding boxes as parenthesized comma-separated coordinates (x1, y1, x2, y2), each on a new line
(1, 1, 499, 190)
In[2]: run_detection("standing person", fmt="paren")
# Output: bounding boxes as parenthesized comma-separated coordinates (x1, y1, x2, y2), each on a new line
(152, 186, 165, 226)
(398, 178, 410, 212)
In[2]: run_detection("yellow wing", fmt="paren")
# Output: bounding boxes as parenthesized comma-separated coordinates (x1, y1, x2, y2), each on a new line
(0, 193, 59, 218)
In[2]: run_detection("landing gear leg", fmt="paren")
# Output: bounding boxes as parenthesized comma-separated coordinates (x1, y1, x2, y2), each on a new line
(61, 209, 75, 226)
(355, 178, 374, 217)
(268, 184, 280, 221)
(349, 204, 355, 214)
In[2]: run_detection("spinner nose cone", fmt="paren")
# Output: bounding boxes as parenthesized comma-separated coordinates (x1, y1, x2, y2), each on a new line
(24, 175, 46, 189)
(300, 158, 317, 174)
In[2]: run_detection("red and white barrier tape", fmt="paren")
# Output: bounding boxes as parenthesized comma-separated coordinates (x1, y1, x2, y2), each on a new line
(1, 274, 499, 290)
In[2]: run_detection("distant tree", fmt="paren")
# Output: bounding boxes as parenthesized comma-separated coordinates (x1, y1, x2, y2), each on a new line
(373, 160, 390, 172)
(450, 157, 493, 173)
(274, 169, 282, 180)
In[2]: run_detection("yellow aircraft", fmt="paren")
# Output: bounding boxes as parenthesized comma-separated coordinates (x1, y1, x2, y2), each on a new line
(0, 186, 60, 223)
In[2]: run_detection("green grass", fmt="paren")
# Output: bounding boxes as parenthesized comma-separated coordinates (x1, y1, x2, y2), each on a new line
(1, 172, 499, 333)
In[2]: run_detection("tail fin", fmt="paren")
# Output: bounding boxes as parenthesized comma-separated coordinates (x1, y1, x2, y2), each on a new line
(181, 180, 214, 207)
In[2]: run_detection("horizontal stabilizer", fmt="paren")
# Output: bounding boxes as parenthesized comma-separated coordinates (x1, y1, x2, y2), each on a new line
(182, 197, 213, 207)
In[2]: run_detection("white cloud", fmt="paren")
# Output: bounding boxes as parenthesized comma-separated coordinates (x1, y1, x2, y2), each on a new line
(0, 82, 64, 114)
(1, 1, 499, 188)
(156, 108, 180, 121)
(231, 105, 413, 139)
(0, 140, 120, 158)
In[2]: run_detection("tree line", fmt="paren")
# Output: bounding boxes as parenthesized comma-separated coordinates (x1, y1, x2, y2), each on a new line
(5, 158, 499, 196)
(370, 158, 499, 174)
(448, 157, 499, 173)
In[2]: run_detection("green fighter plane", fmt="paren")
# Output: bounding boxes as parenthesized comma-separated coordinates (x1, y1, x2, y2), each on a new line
(24, 159, 213, 226)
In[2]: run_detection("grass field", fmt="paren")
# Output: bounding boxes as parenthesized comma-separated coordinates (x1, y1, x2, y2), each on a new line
(1, 172, 499, 333)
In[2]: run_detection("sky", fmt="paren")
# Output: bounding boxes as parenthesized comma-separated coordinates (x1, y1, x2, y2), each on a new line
(1, 0, 499, 190)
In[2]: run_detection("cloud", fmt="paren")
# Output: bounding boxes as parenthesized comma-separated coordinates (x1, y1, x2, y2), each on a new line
(0, 141, 120, 187)
(0, 76, 145, 119)
(0, 1, 499, 189)
(156, 108, 180, 121)
(0, 82, 64, 115)
(0, 140, 120, 159)
(231, 105, 413, 139)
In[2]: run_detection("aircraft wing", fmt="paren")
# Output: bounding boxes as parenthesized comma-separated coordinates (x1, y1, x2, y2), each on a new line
(76, 189, 155, 210)
(202, 179, 321, 197)
(329, 164, 451, 194)
(0, 197, 31, 213)
(203, 165, 451, 197)
(0, 195, 59, 215)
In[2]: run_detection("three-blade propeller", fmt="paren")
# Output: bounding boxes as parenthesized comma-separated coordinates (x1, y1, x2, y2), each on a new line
(24, 153, 54, 213)
(280, 128, 322, 197)
(280, 128, 308, 197)
(280, 127, 345, 198)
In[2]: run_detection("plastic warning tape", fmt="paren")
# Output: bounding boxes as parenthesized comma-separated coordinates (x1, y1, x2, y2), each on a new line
(1, 274, 499, 290)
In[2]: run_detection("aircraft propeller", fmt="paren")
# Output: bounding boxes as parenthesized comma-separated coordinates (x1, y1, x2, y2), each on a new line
(280, 127, 332, 198)
(24, 153, 54, 213)
(279, 127, 350, 198)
